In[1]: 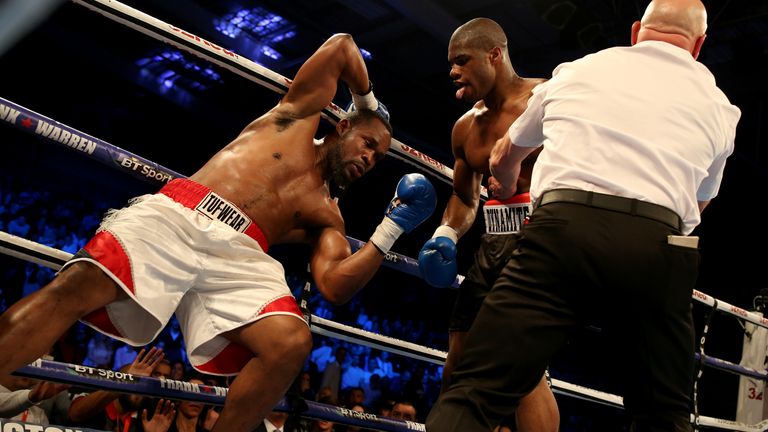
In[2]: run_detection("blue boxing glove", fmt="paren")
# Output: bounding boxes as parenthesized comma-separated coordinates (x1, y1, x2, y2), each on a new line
(348, 83, 390, 123)
(418, 226, 459, 288)
(369, 173, 436, 254)
(385, 173, 436, 233)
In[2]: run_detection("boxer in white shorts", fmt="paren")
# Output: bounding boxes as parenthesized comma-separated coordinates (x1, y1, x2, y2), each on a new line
(0, 33, 436, 432)
(69, 179, 301, 374)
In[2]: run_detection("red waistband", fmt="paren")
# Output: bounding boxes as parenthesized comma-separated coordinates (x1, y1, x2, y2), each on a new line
(159, 179, 269, 252)
(484, 192, 531, 207)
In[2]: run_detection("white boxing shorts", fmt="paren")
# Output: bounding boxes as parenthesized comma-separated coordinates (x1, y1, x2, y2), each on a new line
(64, 178, 305, 375)
(482, 192, 532, 234)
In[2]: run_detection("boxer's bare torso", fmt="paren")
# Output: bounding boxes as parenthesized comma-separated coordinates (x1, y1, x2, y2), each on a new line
(454, 77, 545, 190)
(190, 104, 390, 247)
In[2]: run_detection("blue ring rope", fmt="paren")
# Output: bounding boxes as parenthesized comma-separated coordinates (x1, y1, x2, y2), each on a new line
(0, 95, 463, 288)
(14, 359, 424, 432)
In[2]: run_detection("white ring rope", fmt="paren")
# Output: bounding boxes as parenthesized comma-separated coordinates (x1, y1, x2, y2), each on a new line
(0, 230, 70, 270)
(310, 315, 448, 365)
(692, 290, 768, 330)
(1, 229, 760, 331)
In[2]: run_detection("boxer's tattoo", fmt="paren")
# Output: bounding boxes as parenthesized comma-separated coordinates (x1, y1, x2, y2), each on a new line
(272, 152, 282, 160)
(294, 211, 301, 219)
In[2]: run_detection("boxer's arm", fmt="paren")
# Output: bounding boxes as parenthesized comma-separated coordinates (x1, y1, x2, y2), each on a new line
(417, 120, 476, 288)
(68, 391, 119, 423)
(279, 33, 370, 119)
(28, 381, 69, 403)
(311, 173, 435, 303)
(441, 120, 482, 239)
(310, 226, 384, 305)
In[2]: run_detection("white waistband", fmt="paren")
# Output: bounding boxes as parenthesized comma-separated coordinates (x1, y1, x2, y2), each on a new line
(483, 200, 531, 234)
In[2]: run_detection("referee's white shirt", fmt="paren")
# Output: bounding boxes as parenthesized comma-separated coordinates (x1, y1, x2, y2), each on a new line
(508, 40, 741, 234)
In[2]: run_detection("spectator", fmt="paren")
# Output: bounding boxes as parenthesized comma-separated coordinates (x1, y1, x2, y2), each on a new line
(113, 344, 139, 371)
(341, 357, 367, 390)
(170, 361, 186, 381)
(82, 331, 115, 368)
(153, 359, 172, 379)
(374, 351, 394, 379)
(158, 317, 186, 365)
(374, 399, 394, 418)
(292, 370, 315, 401)
(355, 307, 371, 330)
(340, 404, 369, 432)
(315, 387, 335, 405)
(361, 374, 381, 407)
(310, 339, 334, 373)
(310, 396, 336, 432)
(0, 375, 70, 426)
(254, 411, 288, 432)
(341, 387, 365, 410)
(21, 266, 53, 298)
(7, 215, 30, 237)
(390, 400, 417, 422)
(167, 377, 207, 432)
(52, 323, 89, 365)
(320, 347, 346, 401)
(69, 347, 175, 431)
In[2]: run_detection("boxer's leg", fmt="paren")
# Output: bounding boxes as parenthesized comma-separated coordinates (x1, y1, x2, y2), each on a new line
(213, 315, 312, 432)
(0, 261, 127, 375)
(517, 375, 560, 432)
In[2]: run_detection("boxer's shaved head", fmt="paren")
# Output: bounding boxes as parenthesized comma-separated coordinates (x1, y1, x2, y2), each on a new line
(450, 18, 508, 54)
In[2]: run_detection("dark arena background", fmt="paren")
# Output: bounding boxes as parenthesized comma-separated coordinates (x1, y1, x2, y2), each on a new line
(0, 1, 766, 430)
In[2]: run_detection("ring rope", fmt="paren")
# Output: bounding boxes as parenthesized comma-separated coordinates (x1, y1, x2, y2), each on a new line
(15, 359, 424, 432)
(309, 315, 448, 365)
(0, 218, 759, 333)
(693, 353, 768, 381)
(692, 290, 768, 331)
(0, 229, 69, 270)
(0, 96, 182, 184)
(3, 231, 768, 430)
(69, 0, 478, 196)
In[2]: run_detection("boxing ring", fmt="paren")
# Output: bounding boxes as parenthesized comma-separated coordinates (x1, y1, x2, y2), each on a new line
(0, 0, 765, 430)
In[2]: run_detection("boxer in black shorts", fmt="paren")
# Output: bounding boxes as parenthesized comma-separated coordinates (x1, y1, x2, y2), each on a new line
(418, 18, 557, 431)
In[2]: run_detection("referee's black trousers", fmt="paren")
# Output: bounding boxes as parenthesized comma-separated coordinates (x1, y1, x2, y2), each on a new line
(426, 201, 698, 432)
